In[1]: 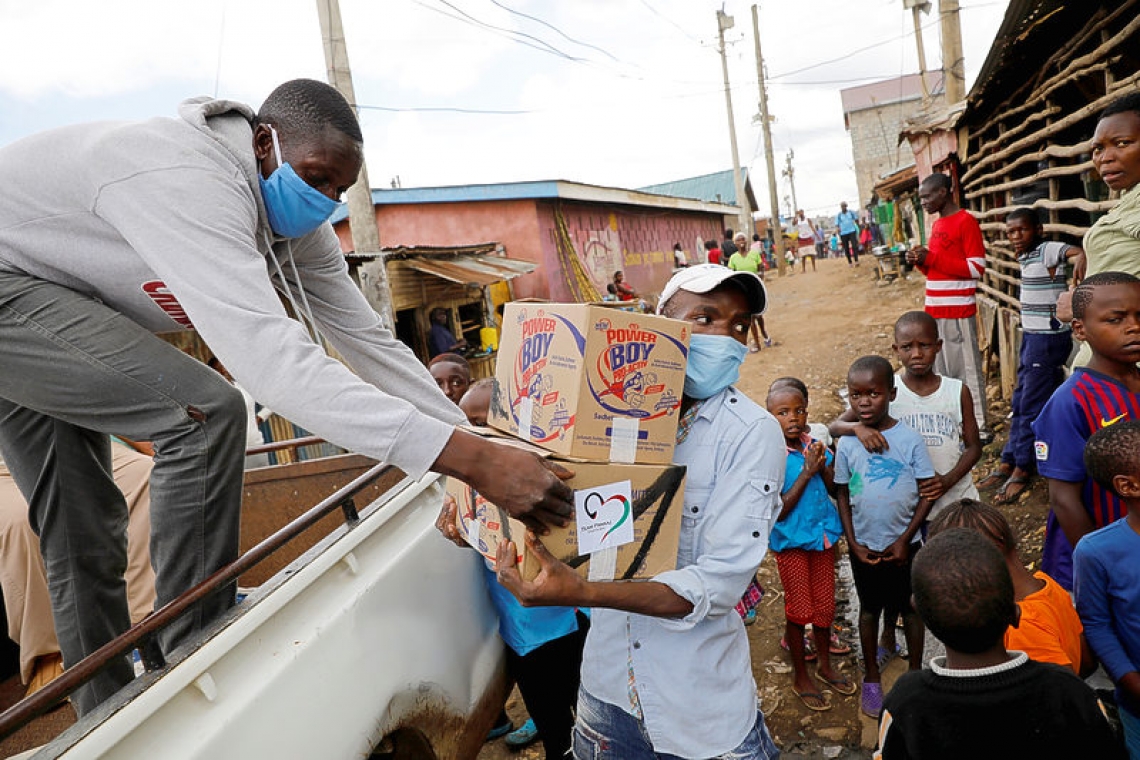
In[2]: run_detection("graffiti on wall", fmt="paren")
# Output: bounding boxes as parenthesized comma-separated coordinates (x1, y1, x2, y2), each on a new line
(581, 228, 622, 292)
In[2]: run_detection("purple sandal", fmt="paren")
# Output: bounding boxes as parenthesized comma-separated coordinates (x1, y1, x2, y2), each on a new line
(861, 680, 883, 718)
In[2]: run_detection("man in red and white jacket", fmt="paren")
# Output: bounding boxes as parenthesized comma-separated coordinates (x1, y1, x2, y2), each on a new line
(906, 173, 992, 441)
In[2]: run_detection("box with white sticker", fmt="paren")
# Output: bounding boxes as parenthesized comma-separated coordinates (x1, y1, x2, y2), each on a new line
(489, 301, 689, 465)
(448, 458, 686, 582)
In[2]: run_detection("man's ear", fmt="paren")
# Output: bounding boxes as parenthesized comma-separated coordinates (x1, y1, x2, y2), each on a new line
(1010, 601, 1022, 631)
(889, 386, 898, 402)
(252, 123, 274, 162)
(1072, 318, 1086, 342)
(935, 338, 944, 352)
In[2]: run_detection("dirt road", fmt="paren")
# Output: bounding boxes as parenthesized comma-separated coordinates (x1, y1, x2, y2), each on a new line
(481, 255, 1051, 759)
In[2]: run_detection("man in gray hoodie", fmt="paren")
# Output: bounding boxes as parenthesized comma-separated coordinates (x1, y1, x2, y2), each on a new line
(0, 78, 572, 715)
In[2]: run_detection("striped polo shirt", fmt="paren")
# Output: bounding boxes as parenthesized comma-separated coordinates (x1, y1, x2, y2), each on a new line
(1032, 367, 1140, 588)
(1018, 240, 1072, 334)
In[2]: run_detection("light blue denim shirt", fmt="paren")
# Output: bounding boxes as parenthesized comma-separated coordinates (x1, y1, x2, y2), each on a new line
(579, 386, 785, 758)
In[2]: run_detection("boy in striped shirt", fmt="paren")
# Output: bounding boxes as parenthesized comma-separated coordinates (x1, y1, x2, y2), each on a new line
(906, 173, 991, 441)
(1032, 271, 1140, 590)
(980, 209, 1082, 504)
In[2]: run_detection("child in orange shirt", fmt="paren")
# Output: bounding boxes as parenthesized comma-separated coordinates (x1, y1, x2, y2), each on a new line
(928, 498, 1094, 676)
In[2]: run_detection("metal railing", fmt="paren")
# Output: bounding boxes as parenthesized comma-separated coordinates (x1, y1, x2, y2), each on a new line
(0, 438, 396, 742)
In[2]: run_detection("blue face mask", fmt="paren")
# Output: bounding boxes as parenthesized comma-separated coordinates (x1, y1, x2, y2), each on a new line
(258, 126, 341, 238)
(684, 333, 748, 399)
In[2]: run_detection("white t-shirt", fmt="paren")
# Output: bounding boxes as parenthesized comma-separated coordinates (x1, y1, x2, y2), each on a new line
(890, 373, 979, 516)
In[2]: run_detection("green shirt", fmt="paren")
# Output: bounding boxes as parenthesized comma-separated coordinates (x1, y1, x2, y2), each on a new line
(1073, 184, 1140, 366)
(727, 250, 761, 273)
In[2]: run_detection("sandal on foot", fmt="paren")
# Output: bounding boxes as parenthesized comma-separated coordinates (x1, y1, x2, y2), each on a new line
(876, 643, 900, 670)
(976, 468, 1011, 491)
(780, 635, 817, 662)
(818, 670, 858, 696)
(994, 475, 1032, 505)
(505, 718, 539, 749)
(794, 688, 831, 711)
(829, 630, 852, 655)
(861, 681, 883, 718)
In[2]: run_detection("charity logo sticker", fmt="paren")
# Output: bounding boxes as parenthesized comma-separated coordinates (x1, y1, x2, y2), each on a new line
(575, 480, 634, 555)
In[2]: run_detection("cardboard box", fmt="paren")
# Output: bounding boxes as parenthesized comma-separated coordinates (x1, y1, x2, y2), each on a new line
(448, 460, 686, 582)
(489, 302, 689, 464)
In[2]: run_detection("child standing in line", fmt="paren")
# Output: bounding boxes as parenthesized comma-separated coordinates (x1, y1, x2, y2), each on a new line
(831, 311, 981, 518)
(767, 381, 853, 712)
(835, 356, 936, 718)
(875, 528, 1123, 760)
(1076, 420, 1140, 759)
(1033, 271, 1140, 591)
(929, 498, 1094, 677)
(977, 208, 1082, 504)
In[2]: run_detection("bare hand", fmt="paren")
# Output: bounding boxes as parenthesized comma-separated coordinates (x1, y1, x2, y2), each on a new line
(496, 531, 584, 607)
(906, 246, 927, 266)
(435, 493, 469, 548)
(881, 539, 909, 565)
(1071, 251, 1087, 283)
(437, 432, 575, 535)
(1055, 287, 1074, 324)
(850, 542, 879, 566)
(854, 424, 889, 454)
(918, 475, 948, 502)
(802, 440, 827, 476)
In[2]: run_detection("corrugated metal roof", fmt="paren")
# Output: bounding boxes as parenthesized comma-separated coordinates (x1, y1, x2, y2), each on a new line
(329, 179, 738, 224)
(636, 167, 751, 206)
(400, 254, 536, 286)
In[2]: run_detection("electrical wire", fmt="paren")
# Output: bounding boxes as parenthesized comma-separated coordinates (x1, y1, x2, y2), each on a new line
(486, 0, 620, 62)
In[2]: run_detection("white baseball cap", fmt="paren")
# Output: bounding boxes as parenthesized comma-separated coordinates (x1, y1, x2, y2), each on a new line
(657, 263, 767, 316)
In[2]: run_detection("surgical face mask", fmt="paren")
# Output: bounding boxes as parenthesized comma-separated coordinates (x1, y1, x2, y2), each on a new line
(684, 333, 747, 399)
(258, 126, 340, 238)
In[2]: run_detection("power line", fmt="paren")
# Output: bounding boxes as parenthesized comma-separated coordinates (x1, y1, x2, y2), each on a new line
(636, 0, 703, 44)
(486, 0, 620, 62)
(412, 0, 586, 62)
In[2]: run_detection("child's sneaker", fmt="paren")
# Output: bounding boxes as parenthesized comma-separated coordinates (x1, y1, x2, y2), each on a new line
(861, 681, 883, 718)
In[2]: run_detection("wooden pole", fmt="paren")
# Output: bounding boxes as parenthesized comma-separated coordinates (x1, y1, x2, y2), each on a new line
(717, 10, 751, 239)
(940, 0, 965, 103)
(751, 4, 786, 276)
(316, 0, 396, 331)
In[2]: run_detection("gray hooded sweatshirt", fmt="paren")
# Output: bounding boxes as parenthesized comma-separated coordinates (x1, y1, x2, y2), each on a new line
(0, 96, 463, 478)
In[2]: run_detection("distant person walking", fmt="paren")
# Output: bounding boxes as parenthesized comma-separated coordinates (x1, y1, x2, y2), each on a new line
(796, 211, 818, 273)
(722, 228, 739, 258)
(706, 238, 724, 266)
(837, 202, 861, 267)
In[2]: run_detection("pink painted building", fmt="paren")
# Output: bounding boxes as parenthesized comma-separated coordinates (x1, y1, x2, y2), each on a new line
(331, 179, 739, 305)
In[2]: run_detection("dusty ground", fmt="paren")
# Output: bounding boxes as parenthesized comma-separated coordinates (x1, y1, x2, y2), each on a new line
(481, 255, 1051, 759)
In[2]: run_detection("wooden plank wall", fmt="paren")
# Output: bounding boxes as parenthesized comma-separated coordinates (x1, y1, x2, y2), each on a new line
(960, 0, 1139, 398)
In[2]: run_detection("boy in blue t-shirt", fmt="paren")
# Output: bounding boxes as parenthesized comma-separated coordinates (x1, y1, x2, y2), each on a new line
(1033, 272, 1140, 590)
(1076, 420, 1140, 759)
(835, 355, 936, 719)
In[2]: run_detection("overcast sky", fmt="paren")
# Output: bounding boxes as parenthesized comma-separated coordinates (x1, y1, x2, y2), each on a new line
(0, 0, 1008, 218)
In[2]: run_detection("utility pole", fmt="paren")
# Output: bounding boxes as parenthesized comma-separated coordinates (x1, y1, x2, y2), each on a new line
(316, 0, 395, 331)
(940, 0, 966, 103)
(751, 4, 786, 276)
(716, 9, 751, 239)
(902, 0, 933, 105)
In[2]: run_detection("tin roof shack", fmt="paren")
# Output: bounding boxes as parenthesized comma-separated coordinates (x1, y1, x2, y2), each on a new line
(346, 243, 536, 381)
(331, 180, 737, 308)
(956, 0, 1140, 397)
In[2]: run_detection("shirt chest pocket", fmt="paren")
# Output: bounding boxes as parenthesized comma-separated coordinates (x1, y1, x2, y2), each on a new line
(747, 476, 781, 521)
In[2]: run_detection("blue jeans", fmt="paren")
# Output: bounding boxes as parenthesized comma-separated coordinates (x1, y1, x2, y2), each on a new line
(1121, 705, 1140, 760)
(1001, 331, 1072, 470)
(0, 271, 245, 715)
(572, 688, 779, 760)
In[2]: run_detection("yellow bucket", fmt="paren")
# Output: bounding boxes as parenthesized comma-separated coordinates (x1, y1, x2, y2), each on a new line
(480, 326, 499, 352)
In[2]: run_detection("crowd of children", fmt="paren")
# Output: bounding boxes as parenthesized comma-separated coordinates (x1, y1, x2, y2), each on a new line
(430, 203, 1140, 757)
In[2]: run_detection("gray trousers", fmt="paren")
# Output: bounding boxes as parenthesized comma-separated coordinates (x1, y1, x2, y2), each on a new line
(0, 271, 245, 715)
(933, 315, 990, 434)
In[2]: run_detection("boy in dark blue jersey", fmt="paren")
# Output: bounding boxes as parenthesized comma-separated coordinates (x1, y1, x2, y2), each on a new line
(1032, 271, 1140, 590)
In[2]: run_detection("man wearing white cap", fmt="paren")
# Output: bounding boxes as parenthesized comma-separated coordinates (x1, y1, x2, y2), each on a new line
(497, 264, 785, 759)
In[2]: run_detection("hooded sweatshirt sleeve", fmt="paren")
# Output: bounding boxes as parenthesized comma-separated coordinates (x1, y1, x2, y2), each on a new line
(92, 161, 463, 479)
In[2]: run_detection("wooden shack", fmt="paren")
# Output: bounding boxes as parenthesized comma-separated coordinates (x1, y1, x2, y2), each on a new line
(348, 243, 536, 380)
(956, 0, 1140, 396)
